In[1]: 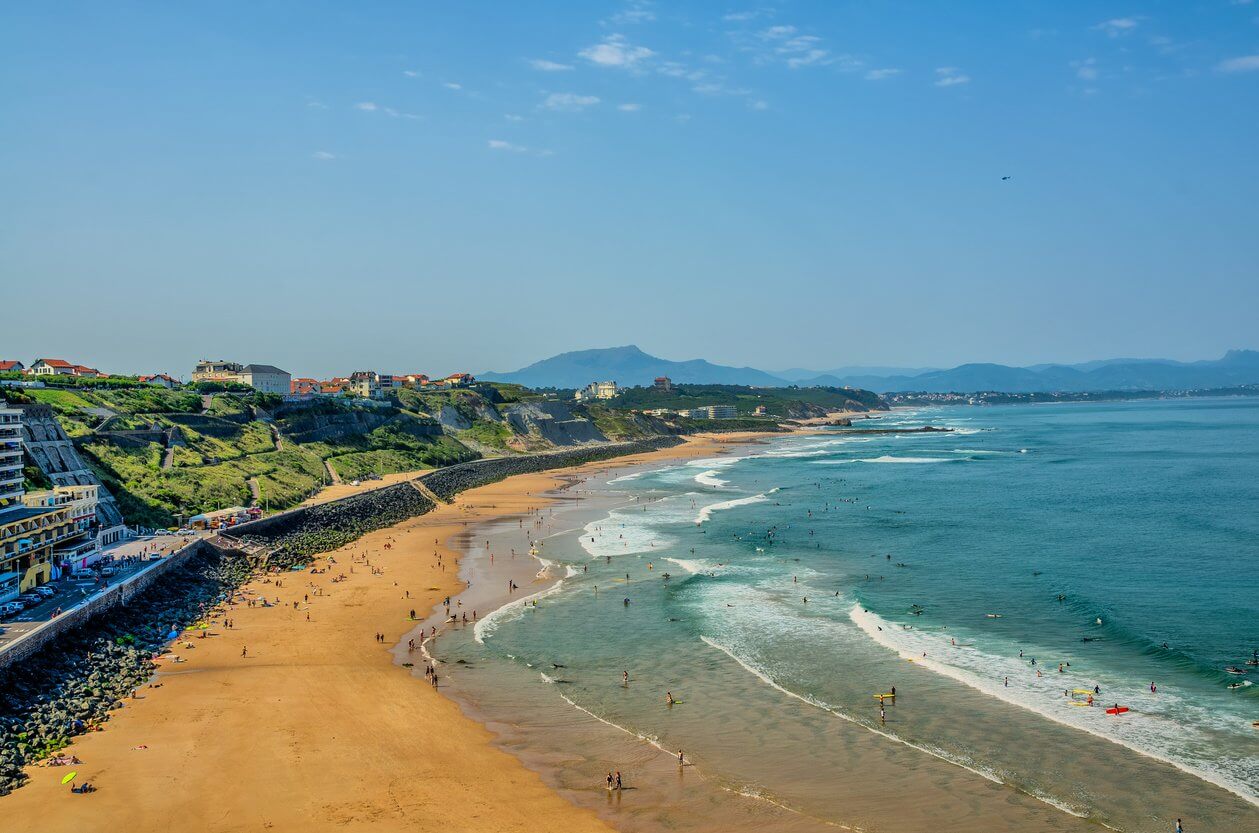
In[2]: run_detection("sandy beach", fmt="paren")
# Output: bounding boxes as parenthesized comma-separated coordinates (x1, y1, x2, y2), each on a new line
(5, 433, 764, 833)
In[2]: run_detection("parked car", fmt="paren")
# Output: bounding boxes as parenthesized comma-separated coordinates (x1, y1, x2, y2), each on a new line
(1, 601, 24, 616)
(100, 566, 118, 577)
(34, 586, 56, 598)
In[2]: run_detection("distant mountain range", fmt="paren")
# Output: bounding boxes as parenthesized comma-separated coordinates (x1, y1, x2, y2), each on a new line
(481, 346, 1259, 394)
(479, 345, 785, 389)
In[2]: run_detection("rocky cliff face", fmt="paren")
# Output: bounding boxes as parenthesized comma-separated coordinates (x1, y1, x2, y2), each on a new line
(502, 401, 607, 445)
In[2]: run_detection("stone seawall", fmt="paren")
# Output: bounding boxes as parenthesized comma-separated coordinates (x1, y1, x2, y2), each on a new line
(234, 482, 436, 567)
(416, 436, 684, 501)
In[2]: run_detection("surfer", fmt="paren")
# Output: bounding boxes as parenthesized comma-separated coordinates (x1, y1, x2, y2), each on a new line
(623, 670, 629, 685)
(666, 691, 676, 705)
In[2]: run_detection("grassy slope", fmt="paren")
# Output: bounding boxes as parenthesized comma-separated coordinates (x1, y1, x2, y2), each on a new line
(50, 391, 477, 526)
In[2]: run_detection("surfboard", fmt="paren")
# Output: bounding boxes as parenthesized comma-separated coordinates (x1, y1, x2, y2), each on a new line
(1069, 701, 1091, 707)
(1105, 706, 1129, 715)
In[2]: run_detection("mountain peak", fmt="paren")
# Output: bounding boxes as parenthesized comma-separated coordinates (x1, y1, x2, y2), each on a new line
(480, 346, 785, 389)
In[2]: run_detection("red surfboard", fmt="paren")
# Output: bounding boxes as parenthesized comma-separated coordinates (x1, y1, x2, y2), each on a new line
(1105, 707, 1129, 715)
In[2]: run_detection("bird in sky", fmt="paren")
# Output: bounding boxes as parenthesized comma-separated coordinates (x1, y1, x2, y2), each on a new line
(1002, 176, 1012, 181)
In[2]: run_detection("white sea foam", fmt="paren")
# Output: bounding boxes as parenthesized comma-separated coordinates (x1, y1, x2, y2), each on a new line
(694, 488, 778, 524)
(578, 494, 696, 558)
(607, 470, 647, 484)
(473, 574, 572, 644)
(848, 605, 1259, 807)
(664, 557, 709, 575)
(858, 456, 952, 464)
(694, 469, 729, 487)
(686, 456, 742, 488)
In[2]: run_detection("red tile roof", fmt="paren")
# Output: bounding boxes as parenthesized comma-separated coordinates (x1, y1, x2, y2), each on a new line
(0, 360, 22, 371)
(37, 358, 74, 368)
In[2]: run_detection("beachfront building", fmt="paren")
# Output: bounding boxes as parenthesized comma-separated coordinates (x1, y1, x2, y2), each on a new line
(0, 408, 23, 506)
(24, 485, 101, 575)
(575, 381, 619, 401)
(290, 378, 323, 396)
(238, 365, 290, 394)
(688, 405, 737, 420)
(192, 359, 244, 383)
(26, 359, 79, 377)
(0, 361, 25, 374)
(348, 371, 384, 399)
(752, 405, 769, 416)
(139, 373, 178, 388)
(654, 376, 672, 392)
(0, 410, 97, 600)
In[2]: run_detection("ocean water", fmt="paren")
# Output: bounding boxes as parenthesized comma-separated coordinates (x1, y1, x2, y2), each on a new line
(433, 399, 1259, 832)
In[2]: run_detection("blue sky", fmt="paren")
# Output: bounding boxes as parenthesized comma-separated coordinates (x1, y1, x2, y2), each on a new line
(3, 1, 1258, 378)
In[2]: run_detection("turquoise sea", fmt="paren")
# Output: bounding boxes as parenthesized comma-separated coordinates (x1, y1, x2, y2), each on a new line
(432, 399, 1259, 832)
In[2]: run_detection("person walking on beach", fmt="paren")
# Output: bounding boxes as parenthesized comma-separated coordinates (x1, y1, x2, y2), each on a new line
(241, 646, 247, 658)
(1175, 818, 1183, 833)
(606, 772, 614, 791)
(623, 670, 629, 685)
(678, 750, 684, 766)
(615, 771, 623, 790)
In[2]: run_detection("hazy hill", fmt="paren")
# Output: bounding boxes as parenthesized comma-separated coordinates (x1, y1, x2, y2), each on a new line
(480, 345, 786, 389)
(834, 350, 1259, 392)
(481, 346, 1259, 394)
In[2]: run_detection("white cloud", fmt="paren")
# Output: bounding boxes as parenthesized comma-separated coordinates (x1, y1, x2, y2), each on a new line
(1094, 18, 1139, 37)
(757, 25, 840, 69)
(579, 34, 655, 69)
(529, 59, 574, 72)
(617, 102, 642, 111)
(504, 113, 525, 121)
(354, 101, 378, 111)
(443, 82, 463, 90)
(723, 11, 762, 22)
(748, 99, 769, 110)
(311, 151, 336, 160)
(609, 3, 655, 25)
(306, 99, 329, 109)
(1216, 54, 1259, 72)
(542, 92, 601, 111)
(1072, 58, 1099, 80)
(864, 68, 902, 81)
(488, 139, 527, 152)
(934, 67, 971, 87)
(403, 70, 419, 78)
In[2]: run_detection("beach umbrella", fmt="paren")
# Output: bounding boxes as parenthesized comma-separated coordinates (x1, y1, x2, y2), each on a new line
(61, 771, 77, 785)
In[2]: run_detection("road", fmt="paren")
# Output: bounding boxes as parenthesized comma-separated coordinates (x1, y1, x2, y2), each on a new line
(0, 533, 202, 649)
